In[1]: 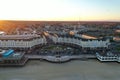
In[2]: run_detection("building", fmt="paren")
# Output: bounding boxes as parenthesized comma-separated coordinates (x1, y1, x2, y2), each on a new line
(1, 34, 120, 64)
(0, 34, 110, 49)
(52, 34, 110, 49)
(0, 34, 47, 49)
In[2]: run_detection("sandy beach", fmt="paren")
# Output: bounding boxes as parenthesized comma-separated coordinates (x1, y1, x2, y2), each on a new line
(0, 60, 120, 80)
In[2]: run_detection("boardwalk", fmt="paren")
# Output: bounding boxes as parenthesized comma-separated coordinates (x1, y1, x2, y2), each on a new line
(25, 54, 96, 62)
(0, 54, 96, 66)
(0, 58, 28, 67)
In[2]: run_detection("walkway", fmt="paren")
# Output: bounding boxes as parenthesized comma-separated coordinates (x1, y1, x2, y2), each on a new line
(25, 54, 96, 62)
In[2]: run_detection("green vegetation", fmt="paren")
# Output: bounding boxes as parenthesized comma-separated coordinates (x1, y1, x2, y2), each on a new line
(116, 47, 120, 51)
(110, 39, 114, 42)
(42, 45, 67, 50)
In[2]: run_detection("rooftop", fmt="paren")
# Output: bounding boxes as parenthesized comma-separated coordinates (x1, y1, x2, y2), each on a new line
(0, 35, 41, 40)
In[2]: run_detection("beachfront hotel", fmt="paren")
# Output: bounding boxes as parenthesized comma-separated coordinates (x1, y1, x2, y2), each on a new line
(0, 33, 119, 66)
(0, 34, 109, 49)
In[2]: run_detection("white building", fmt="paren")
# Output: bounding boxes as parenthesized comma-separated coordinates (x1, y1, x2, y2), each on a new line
(0, 35, 47, 49)
(0, 34, 110, 49)
(52, 35, 110, 48)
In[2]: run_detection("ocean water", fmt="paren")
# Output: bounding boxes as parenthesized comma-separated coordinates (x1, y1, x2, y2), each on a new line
(0, 60, 120, 80)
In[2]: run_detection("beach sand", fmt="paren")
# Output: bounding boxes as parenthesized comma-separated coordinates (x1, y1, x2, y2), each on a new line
(0, 60, 120, 80)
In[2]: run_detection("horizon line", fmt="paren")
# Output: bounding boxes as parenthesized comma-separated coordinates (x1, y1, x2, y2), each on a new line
(0, 20, 120, 23)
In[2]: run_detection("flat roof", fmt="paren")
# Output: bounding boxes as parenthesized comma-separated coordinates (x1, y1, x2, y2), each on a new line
(57, 34, 108, 41)
(0, 35, 42, 40)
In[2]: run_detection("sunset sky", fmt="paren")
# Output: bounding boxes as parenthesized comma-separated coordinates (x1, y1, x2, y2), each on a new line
(0, 0, 120, 21)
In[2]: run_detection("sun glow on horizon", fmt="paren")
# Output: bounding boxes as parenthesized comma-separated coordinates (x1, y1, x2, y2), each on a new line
(0, 0, 120, 21)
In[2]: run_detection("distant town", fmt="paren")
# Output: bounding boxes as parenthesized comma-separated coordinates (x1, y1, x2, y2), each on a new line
(0, 21, 120, 66)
